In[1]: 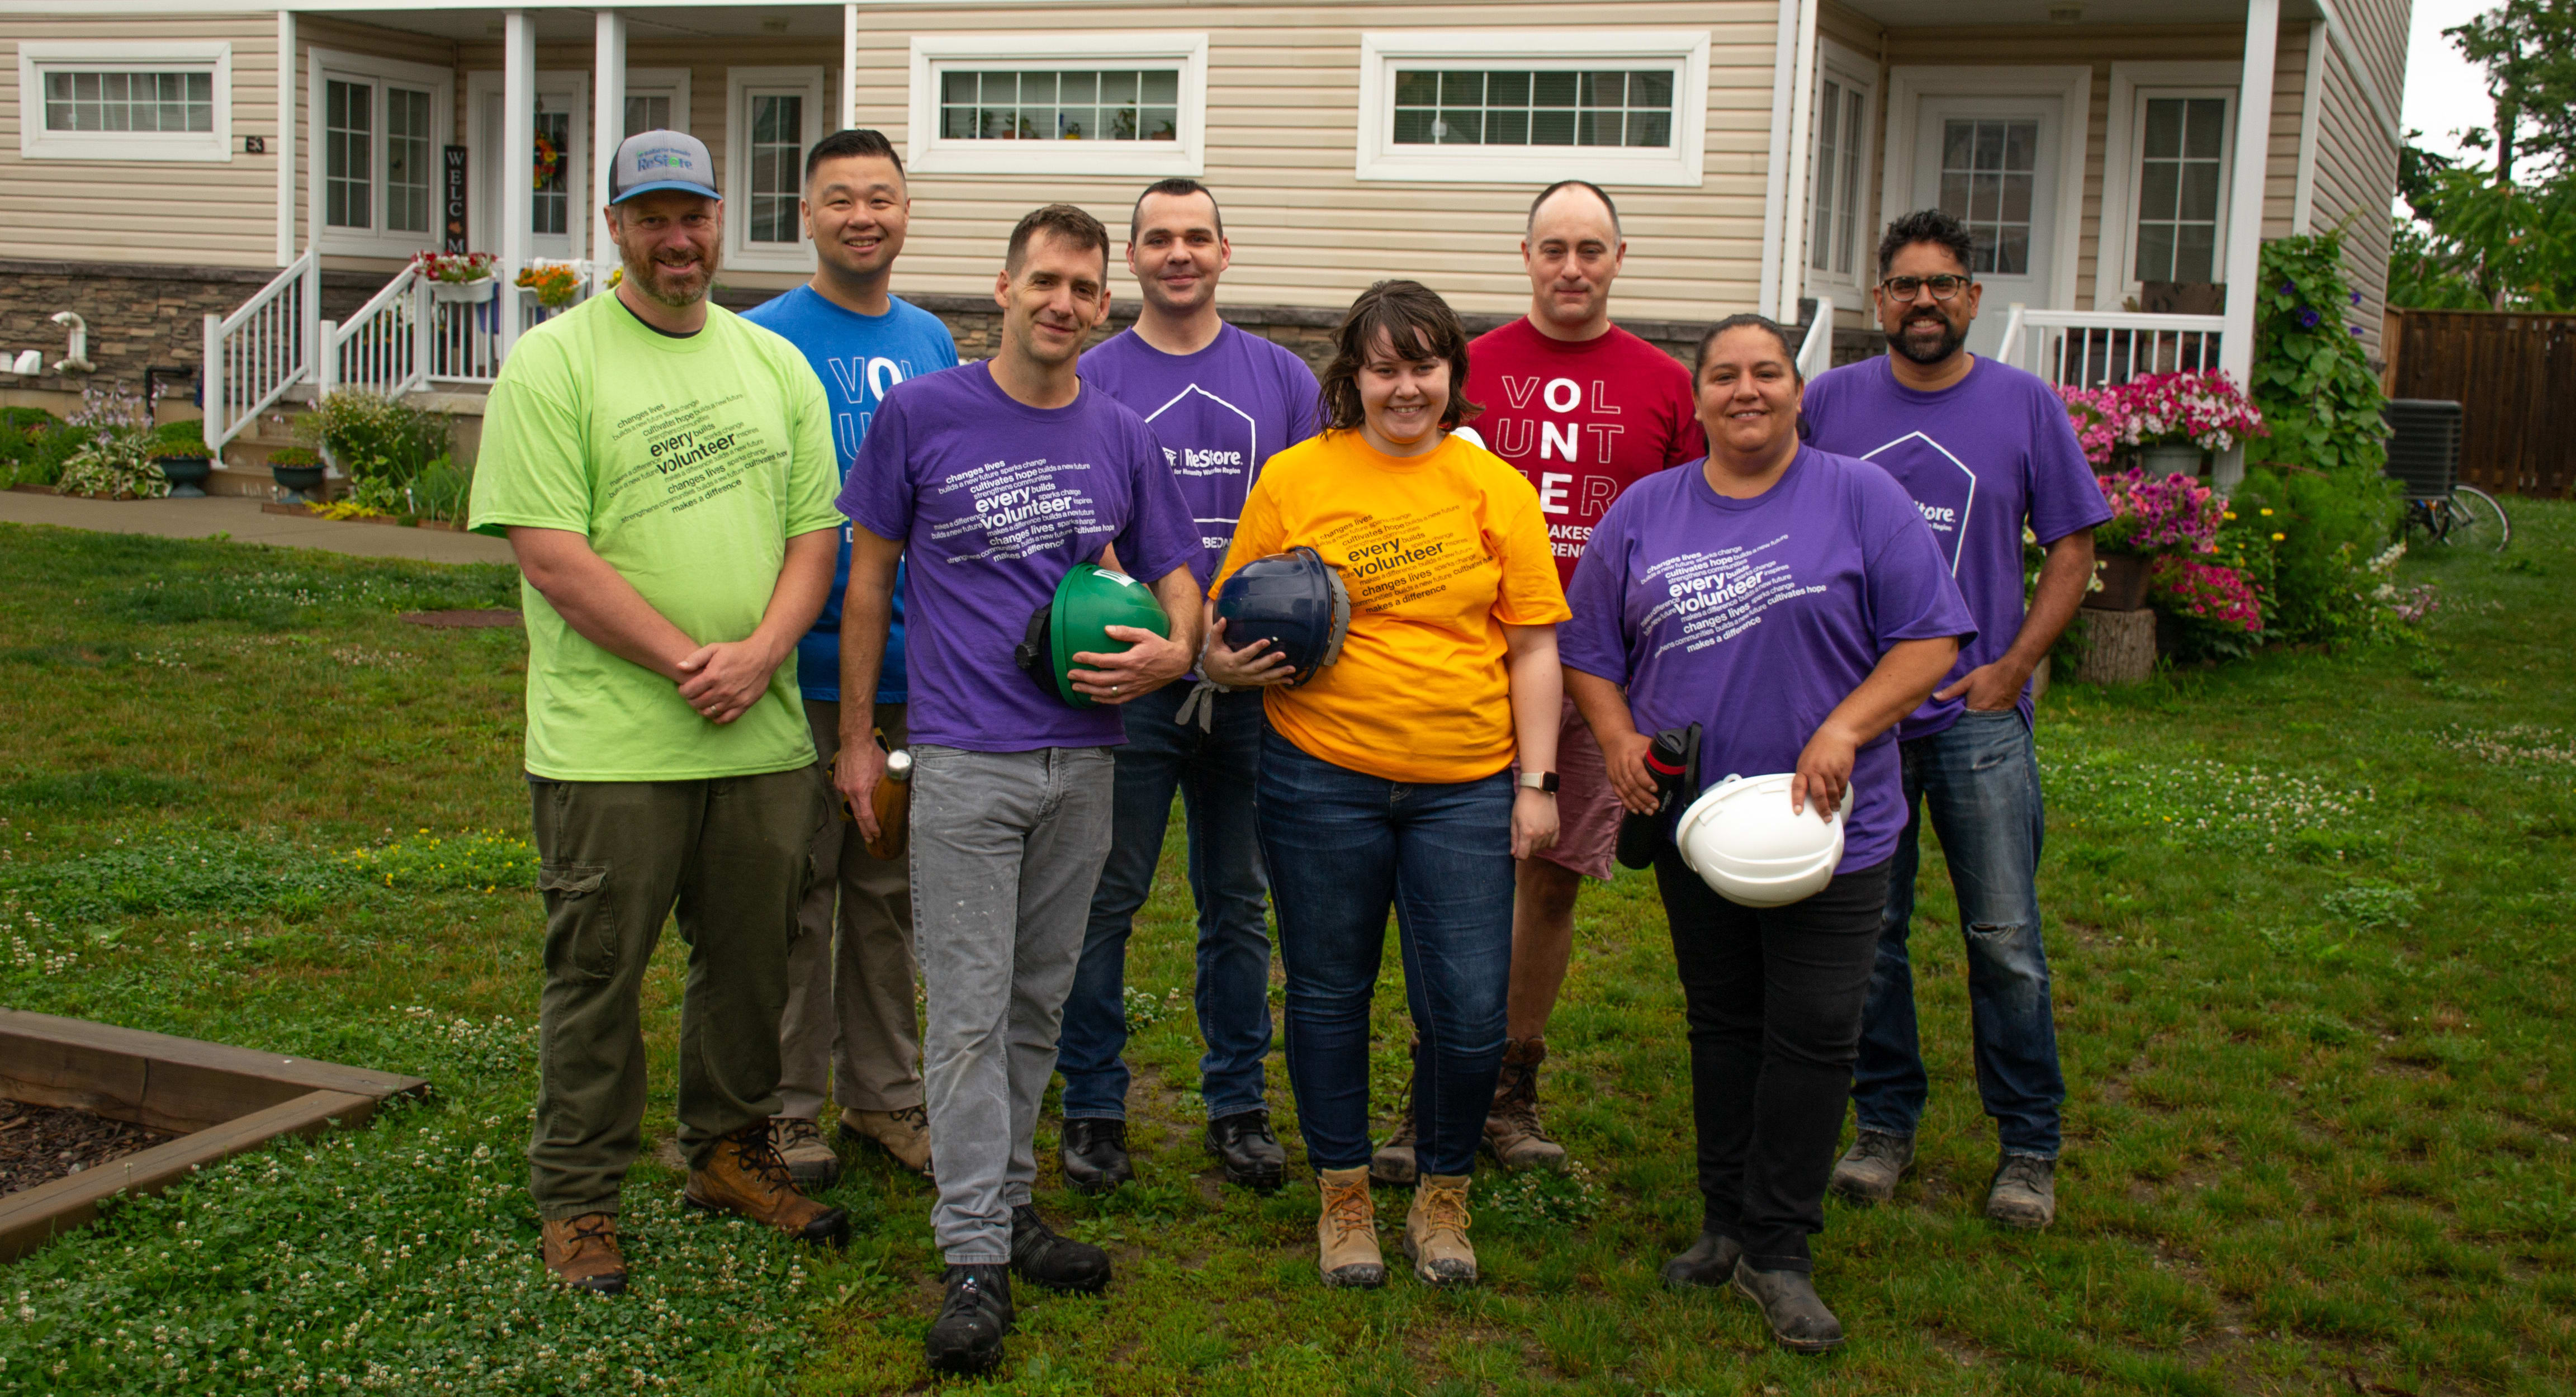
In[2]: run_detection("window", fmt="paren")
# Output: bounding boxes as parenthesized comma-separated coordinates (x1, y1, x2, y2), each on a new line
(746, 92, 803, 243)
(908, 34, 1207, 176)
(17, 41, 231, 161)
(1936, 118, 2038, 276)
(1806, 62, 1873, 283)
(939, 69, 1179, 142)
(1356, 32, 1708, 186)
(531, 101, 573, 237)
(312, 51, 450, 253)
(725, 67, 825, 269)
(620, 70, 692, 142)
(463, 69, 589, 259)
(1390, 69, 1673, 148)
(2133, 96, 2227, 283)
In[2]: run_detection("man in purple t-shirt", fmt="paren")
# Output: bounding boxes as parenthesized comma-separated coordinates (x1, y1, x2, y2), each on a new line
(833, 205, 1202, 1376)
(1802, 209, 2112, 1233)
(1054, 179, 1320, 1197)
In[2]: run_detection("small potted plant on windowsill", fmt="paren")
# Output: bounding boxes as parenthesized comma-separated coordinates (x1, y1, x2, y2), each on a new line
(144, 422, 215, 498)
(416, 251, 499, 304)
(267, 444, 326, 503)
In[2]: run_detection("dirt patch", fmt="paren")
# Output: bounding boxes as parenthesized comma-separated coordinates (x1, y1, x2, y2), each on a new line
(0, 1098, 178, 1196)
(400, 609, 522, 629)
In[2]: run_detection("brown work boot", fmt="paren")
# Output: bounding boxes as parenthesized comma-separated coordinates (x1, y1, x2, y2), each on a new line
(540, 1213, 627, 1295)
(1368, 1038, 1419, 1187)
(770, 1116, 841, 1190)
(1315, 1166, 1386, 1289)
(841, 1104, 934, 1179)
(1403, 1173, 1478, 1286)
(684, 1123, 850, 1246)
(1484, 1036, 1569, 1173)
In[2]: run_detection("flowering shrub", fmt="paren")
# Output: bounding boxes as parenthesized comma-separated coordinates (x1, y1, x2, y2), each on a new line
(2151, 557, 2263, 632)
(2056, 372, 2266, 466)
(2247, 233, 2387, 476)
(411, 250, 496, 283)
(2095, 469, 2227, 556)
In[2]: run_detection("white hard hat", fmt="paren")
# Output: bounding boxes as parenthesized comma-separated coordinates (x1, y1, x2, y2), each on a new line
(1673, 773, 1845, 908)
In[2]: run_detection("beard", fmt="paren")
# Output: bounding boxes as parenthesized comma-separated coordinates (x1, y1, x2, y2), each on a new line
(622, 242, 717, 310)
(1887, 312, 1966, 364)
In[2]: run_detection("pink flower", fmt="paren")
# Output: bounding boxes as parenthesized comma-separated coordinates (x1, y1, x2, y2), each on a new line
(2150, 557, 2264, 631)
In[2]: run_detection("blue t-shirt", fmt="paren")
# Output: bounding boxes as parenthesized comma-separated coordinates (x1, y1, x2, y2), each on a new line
(1803, 355, 2110, 740)
(1077, 324, 1320, 586)
(739, 285, 960, 703)
(837, 363, 1200, 753)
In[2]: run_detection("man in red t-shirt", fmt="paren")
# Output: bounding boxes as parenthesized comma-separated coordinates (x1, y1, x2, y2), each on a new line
(1371, 179, 1704, 1184)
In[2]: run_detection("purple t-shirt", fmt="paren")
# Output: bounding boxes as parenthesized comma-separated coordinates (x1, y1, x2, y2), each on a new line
(837, 362, 1200, 752)
(1078, 324, 1321, 586)
(1560, 448, 1976, 874)
(1802, 355, 2110, 741)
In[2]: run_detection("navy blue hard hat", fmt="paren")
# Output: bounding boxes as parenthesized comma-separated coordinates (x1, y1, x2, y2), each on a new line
(1214, 546, 1352, 688)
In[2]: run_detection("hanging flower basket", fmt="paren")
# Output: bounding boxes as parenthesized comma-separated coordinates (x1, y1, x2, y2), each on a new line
(430, 278, 498, 305)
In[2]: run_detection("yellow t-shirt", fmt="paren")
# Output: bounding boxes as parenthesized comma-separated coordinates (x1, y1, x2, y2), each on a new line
(1211, 430, 1570, 783)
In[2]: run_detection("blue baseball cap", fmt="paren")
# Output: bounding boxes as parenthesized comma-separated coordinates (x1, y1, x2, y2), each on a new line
(610, 130, 721, 204)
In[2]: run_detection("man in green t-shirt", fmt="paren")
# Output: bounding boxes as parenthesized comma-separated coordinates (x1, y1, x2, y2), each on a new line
(468, 130, 850, 1296)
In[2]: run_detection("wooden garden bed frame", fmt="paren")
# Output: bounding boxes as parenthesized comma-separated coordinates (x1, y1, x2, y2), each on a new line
(0, 1008, 427, 1262)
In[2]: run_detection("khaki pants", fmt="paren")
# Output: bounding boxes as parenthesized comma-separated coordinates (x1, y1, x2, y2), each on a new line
(776, 699, 924, 1119)
(525, 765, 830, 1221)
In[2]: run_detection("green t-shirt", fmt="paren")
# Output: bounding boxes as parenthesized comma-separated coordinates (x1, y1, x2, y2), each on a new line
(470, 293, 842, 781)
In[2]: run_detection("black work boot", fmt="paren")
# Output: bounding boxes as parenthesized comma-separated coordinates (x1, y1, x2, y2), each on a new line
(1731, 1261, 1846, 1353)
(1828, 1129, 1915, 1205)
(925, 1264, 1013, 1375)
(1059, 1117, 1133, 1195)
(1205, 1108, 1287, 1192)
(1658, 1229, 1743, 1290)
(1009, 1204, 1111, 1294)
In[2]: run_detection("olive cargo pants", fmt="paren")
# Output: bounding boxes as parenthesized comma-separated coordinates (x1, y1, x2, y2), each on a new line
(525, 766, 831, 1220)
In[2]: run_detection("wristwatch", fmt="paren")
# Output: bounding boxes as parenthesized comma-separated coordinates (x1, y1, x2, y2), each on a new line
(1517, 771, 1559, 794)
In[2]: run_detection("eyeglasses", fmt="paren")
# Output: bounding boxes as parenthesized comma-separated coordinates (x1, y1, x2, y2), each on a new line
(1877, 274, 1972, 301)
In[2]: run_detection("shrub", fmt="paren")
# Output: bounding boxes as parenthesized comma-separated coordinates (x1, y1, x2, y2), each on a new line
(304, 389, 452, 491)
(0, 408, 83, 487)
(144, 421, 212, 460)
(2150, 556, 2264, 661)
(2225, 464, 2405, 645)
(54, 387, 162, 499)
(2247, 233, 2388, 476)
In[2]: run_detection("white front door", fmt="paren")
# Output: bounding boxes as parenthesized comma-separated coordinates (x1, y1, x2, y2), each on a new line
(467, 71, 590, 261)
(1911, 95, 2061, 358)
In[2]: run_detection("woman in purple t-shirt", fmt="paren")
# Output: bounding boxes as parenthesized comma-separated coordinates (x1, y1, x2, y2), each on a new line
(1560, 315, 1972, 1354)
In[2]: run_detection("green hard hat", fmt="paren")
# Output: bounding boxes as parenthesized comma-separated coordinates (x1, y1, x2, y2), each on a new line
(1013, 562, 1171, 709)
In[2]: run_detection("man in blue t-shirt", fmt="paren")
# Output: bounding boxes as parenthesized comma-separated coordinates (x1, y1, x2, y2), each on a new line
(741, 128, 958, 1190)
(1802, 208, 2112, 1233)
(1053, 179, 1319, 1197)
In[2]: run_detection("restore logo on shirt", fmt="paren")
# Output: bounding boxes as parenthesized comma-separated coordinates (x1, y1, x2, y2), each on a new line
(1858, 431, 1978, 575)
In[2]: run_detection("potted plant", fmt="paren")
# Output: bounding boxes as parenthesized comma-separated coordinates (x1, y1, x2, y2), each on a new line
(2115, 370, 2266, 476)
(267, 444, 326, 502)
(415, 251, 499, 304)
(2089, 467, 2227, 610)
(517, 261, 585, 316)
(145, 422, 215, 497)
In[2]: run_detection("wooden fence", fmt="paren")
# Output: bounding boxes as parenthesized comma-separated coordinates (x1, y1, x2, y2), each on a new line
(2383, 309, 2576, 498)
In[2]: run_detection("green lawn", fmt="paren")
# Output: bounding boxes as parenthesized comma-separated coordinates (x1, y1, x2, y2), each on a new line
(0, 504, 2569, 1395)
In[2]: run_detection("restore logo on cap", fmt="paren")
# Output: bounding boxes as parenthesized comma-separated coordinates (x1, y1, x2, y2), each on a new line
(610, 129, 722, 204)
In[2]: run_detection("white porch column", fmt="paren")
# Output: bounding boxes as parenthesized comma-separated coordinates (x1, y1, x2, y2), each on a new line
(1757, 0, 1802, 320)
(499, 9, 536, 360)
(842, 3, 859, 128)
(274, 10, 295, 266)
(2218, 0, 2279, 389)
(1778, 0, 1820, 329)
(594, 8, 626, 254)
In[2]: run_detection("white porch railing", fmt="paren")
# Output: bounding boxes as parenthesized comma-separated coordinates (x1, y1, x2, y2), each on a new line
(319, 263, 428, 401)
(200, 250, 319, 452)
(1796, 295, 1835, 379)
(423, 260, 599, 386)
(1992, 305, 2227, 389)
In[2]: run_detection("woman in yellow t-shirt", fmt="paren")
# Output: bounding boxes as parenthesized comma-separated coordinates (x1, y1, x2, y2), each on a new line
(1204, 280, 1568, 1291)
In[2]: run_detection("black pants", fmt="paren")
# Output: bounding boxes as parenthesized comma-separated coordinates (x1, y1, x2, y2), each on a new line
(1654, 842, 1891, 1272)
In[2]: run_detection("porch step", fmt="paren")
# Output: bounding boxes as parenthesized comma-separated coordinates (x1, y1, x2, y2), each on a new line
(208, 386, 487, 500)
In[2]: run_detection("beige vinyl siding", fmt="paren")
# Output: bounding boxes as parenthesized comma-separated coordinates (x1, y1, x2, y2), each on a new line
(2306, 38, 2396, 352)
(2262, 18, 2307, 240)
(0, 15, 278, 268)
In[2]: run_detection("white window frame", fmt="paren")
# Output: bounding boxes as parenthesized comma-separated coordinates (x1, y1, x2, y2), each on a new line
(1355, 31, 1709, 187)
(310, 48, 453, 259)
(905, 33, 1208, 178)
(725, 66, 826, 272)
(618, 68, 692, 142)
(2094, 62, 2239, 311)
(1805, 40, 1877, 292)
(465, 68, 593, 261)
(1880, 65, 2091, 315)
(17, 40, 231, 162)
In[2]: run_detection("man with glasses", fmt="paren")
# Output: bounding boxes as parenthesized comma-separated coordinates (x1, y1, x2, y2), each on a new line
(1800, 207, 2109, 1231)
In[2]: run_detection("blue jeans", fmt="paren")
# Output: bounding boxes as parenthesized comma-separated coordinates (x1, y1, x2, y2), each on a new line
(1058, 684, 1274, 1122)
(1852, 709, 2066, 1158)
(1257, 730, 1514, 1178)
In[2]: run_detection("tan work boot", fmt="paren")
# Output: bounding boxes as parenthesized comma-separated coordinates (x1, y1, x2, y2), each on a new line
(770, 1116, 841, 1189)
(1403, 1173, 1478, 1286)
(1315, 1166, 1386, 1289)
(540, 1213, 627, 1295)
(1368, 1038, 1419, 1187)
(1484, 1036, 1569, 1173)
(842, 1104, 934, 1179)
(684, 1123, 850, 1246)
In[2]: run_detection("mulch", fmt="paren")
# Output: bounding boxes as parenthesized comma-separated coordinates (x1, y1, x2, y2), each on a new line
(259, 503, 468, 533)
(0, 1098, 177, 1196)
(400, 609, 523, 629)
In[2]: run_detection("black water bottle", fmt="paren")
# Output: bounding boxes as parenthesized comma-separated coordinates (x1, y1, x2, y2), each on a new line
(1614, 723, 1701, 869)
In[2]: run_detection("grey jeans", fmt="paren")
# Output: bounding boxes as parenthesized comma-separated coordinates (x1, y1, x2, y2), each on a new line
(910, 742, 1116, 1264)
(778, 700, 923, 1119)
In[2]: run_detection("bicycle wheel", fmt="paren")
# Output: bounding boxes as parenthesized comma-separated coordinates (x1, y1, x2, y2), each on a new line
(2446, 485, 2512, 552)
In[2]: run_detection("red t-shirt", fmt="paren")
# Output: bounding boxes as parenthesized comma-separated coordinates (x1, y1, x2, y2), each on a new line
(1463, 318, 1706, 586)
